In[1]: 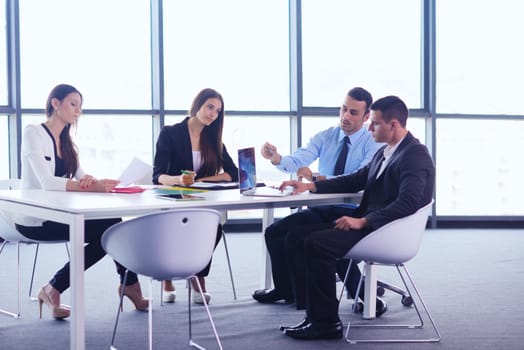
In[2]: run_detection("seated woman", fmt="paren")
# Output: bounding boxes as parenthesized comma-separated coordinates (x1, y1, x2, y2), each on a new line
(152, 88, 238, 304)
(14, 84, 148, 319)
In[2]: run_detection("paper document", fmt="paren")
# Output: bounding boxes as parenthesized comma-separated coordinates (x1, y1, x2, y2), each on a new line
(190, 182, 239, 189)
(118, 157, 152, 186)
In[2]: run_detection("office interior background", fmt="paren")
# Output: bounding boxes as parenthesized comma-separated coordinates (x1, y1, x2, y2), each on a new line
(1, 0, 523, 226)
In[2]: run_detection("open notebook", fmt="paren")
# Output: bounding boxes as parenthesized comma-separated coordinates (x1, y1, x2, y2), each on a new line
(237, 147, 292, 197)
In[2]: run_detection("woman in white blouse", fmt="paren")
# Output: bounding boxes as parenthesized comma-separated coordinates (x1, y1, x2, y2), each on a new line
(14, 84, 147, 319)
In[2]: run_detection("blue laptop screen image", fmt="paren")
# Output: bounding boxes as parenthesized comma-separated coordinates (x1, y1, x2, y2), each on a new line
(238, 147, 257, 193)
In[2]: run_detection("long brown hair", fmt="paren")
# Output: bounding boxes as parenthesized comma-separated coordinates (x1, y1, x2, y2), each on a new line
(45, 84, 82, 178)
(189, 88, 225, 176)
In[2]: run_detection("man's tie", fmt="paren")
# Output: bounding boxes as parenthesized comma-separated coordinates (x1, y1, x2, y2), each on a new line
(333, 136, 350, 176)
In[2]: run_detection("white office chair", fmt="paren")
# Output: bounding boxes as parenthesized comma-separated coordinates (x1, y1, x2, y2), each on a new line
(101, 208, 223, 350)
(0, 179, 70, 318)
(341, 200, 441, 344)
(158, 210, 237, 303)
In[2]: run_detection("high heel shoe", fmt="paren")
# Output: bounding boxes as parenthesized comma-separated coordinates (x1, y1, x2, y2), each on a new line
(162, 280, 176, 303)
(190, 277, 211, 305)
(118, 282, 149, 311)
(37, 284, 70, 319)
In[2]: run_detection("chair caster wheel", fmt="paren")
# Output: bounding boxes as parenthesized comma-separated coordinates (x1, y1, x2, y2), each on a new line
(352, 301, 364, 313)
(401, 295, 413, 306)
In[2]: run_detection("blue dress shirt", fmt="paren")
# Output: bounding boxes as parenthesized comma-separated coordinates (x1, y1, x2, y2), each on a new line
(276, 126, 382, 178)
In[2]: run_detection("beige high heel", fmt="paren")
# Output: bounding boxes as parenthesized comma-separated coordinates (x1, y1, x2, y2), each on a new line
(37, 284, 70, 319)
(117, 282, 149, 311)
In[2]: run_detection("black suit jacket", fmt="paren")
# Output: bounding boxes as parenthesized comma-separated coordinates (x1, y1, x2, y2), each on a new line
(152, 117, 239, 184)
(314, 132, 435, 232)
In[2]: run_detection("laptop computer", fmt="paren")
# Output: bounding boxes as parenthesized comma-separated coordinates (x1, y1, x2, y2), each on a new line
(237, 147, 292, 197)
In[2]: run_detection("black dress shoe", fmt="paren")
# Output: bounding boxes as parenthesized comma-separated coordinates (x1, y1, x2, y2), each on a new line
(284, 321, 343, 340)
(252, 289, 294, 304)
(279, 317, 310, 332)
(354, 298, 388, 317)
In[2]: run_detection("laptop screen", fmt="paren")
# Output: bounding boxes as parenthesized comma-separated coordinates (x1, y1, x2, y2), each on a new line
(238, 147, 257, 193)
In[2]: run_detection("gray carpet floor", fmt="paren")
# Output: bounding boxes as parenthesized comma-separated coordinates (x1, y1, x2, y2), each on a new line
(1, 228, 523, 349)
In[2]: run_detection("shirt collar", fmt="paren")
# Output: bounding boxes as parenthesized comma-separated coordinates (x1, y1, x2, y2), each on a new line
(341, 126, 367, 144)
(383, 135, 406, 160)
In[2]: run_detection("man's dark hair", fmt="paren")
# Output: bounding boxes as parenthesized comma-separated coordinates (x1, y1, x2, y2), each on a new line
(370, 95, 408, 127)
(348, 87, 373, 112)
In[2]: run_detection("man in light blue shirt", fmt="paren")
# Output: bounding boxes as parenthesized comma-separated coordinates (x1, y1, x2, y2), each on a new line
(254, 87, 384, 309)
(261, 87, 382, 181)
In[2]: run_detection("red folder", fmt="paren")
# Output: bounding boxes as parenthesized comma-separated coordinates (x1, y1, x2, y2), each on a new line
(111, 186, 146, 194)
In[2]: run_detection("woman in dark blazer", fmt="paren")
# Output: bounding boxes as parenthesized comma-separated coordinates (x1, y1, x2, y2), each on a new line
(152, 88, 238, 305)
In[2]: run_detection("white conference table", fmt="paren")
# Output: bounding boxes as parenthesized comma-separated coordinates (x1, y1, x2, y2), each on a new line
(0, 187, 360, 350)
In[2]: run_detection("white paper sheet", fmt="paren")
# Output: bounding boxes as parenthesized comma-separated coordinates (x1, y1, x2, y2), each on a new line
(118, 157, 152, 186)
(189, 182, 239, 189)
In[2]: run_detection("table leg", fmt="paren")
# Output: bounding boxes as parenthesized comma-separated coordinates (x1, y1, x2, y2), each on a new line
(261, 208, 274, 289)
(363, 263, 377, 319)
(69, 214, 85, 350)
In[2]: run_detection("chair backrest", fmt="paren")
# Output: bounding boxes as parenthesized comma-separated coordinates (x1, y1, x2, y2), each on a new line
(0, 178, 38, 243)
(101, 208, 221, 281)
(344, 200, 434, 265)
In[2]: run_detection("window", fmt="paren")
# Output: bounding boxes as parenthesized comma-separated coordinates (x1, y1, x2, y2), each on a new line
(0, 116, 8, 178)
(302, 116, 427, 173)
(164, 115, 291, 184)
(302, 0, 422, 108)
(19, 0, 151, 109)
(436, 1, 524, 114)
(163, 0, 289, 111)
(0, 0, 7, 106)
(436, 118, 524, 215)
(22, 115, 154, 180)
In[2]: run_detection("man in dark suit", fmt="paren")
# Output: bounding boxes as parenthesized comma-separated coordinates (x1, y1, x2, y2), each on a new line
(253, 87, 381, 309)
(278, 95, 435, 340)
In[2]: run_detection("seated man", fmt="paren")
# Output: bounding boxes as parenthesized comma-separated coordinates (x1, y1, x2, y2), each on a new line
(279, 95, 435, 340)
(254, 87, 382, 307)
(261, 87, 380, 182)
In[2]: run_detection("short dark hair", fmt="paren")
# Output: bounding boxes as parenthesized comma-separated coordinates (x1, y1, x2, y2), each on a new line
(370, 95, 408, 127)
(348, 87, 373, 112)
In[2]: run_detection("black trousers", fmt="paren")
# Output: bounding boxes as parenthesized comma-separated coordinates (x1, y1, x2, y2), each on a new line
(264, 205, 363, 307)
(196, 224, 223, 277)
(16, 218, 138, 293)
(287, 223, 366, 323)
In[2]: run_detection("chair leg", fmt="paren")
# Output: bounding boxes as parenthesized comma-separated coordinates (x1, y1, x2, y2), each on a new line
(110, 270, 128, 349)
(398, 265, 441, 341)
(344, 263, 441, 343)
(221, 229, 237, 300)
(28, 243, 40, 300)
(0, 241, 21, 318)
(148, 278, 153, 350)
(338, 259, 353, 303)
(339, 259, 362, 314)
(64, 242, 70, 259)
(188, 276, 223, 350)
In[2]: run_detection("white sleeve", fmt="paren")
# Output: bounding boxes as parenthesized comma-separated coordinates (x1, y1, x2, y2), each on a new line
(22, 125, 68, 191)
